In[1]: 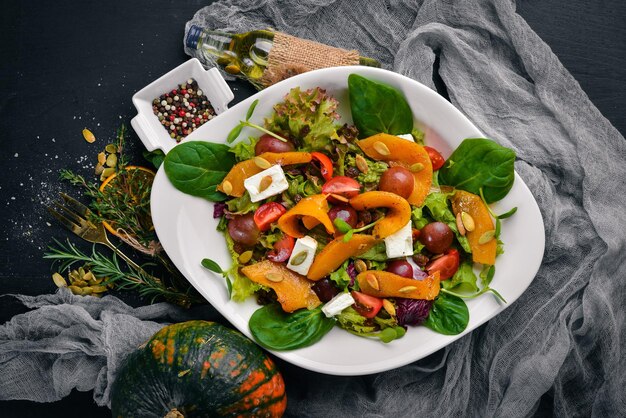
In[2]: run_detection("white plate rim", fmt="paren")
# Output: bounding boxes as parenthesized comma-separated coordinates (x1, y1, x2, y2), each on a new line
(149, 66, 545, 376)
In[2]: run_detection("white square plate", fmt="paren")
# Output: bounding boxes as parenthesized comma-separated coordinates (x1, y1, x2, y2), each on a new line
(148, 66, 545, 376)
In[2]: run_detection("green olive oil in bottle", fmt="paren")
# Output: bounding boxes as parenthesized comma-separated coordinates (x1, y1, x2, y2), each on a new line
(185, 25, 380, 88)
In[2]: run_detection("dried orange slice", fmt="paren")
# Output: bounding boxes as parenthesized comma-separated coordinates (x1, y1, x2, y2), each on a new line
(99, 165, 156, 239)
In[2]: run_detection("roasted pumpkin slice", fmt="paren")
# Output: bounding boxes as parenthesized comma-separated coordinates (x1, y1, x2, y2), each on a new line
(357, 133, 433, 206)
(356, 270, 440, 300)
(277, 194, 334, 238)
(349, 191, 411, 239)
(218, 151, 312, 197)
(450, 190, 497, 265)
(241, 260, 320, 312)
(307, 234, 379, 281)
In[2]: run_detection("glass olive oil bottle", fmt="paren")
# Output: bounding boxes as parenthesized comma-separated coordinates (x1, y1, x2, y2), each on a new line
(186, 25, 380, 89)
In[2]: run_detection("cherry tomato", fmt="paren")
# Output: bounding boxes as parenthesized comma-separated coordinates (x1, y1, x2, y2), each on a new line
(267, 234, 295, 263)
(328, 205, 358, 228)
(425, 249, 460, 280)
(311, 152, 334, 182)
(321, 176, 360, 203)
(253, 202, 287, 232)
(255, 134, 295, 154)
(419, 221, 454, 253)
(385, 260, 413, 278)
(378, 166, 414, 198)
(424, 146, 445, 171)
(228, 213, 260, 247)
(351, 291, 383, 319)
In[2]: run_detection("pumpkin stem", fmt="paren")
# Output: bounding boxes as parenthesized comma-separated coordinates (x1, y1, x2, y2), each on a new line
(164, 408, 184, 418)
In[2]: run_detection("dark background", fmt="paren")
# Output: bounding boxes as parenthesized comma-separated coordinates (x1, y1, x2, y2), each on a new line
(1, 1, 624, 416)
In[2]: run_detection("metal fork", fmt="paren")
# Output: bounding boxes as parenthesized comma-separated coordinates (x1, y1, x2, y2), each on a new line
(47, 193, 145, 274)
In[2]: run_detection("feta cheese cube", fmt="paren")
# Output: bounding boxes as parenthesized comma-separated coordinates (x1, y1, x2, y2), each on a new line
(384, 220, 413, 258)
(243, 165, 289, 202)
(321, 292, 355, 318)
(396, 133, 414, 142)
(287, 236, 318, 276)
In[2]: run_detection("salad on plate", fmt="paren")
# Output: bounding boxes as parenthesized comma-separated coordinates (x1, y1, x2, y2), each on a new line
(162, 73, 517, 351)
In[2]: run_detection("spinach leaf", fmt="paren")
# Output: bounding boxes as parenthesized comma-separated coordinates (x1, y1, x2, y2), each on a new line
(143, 149, 165, 169)
(348, 74, 413, 138)
(164, 141, 235, 202)
(423, 293, 469, 335)
(439, 138, 515, 203)
(249, 304, 335, 350)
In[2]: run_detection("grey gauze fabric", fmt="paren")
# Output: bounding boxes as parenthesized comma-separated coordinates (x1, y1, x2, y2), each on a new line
(1, 0, 624, 416)
(184, 0, 626, 417)
(0, 288, 218, 407)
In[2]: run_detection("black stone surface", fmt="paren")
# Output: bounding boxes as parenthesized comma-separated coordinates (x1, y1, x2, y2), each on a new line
(0, 0, 624, 416)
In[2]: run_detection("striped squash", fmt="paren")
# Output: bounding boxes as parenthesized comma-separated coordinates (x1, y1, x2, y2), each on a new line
(111, 321, 286, 417)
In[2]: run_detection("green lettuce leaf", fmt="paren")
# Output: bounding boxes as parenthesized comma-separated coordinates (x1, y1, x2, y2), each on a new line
(229, 137, 258, 161)
(224, 234, 263, 301)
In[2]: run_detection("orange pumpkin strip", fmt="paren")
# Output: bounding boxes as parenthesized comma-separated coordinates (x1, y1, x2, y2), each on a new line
(357, 133, 433, 206)
(349, 191, 411, 239)
(356, 270, 440, 300)
(450, 190, 497, 265)
(218, 151, 312, 197)
(241, 260, 320, 312)
(307, 234, 379, 281)
(277, 194, 334, 238)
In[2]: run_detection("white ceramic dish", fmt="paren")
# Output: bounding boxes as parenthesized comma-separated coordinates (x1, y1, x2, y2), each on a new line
(150, 66, 545, 376)
(131, 58, 234, 155)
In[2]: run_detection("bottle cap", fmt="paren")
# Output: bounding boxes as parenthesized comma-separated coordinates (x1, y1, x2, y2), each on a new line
(186, 25, 202, 49)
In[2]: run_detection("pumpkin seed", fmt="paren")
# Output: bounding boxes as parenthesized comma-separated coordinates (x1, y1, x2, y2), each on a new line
(105, 153, 118, 168)
(52, 273, 67, 288)
(354, 259, 368, 273)
(373, 141, 391, 156)
(265, 273, 284, 283)
(461, 212, 476, 232)
(83, 271, 95, 282)
(330, 193, 349, 203)
(97, 152, 106, 164)
(101, 167, 115, 181)
(177, 369, 191, 378)
(222, 180, 233, 195)
(73, 279, 88, 287)
(94, 162, 104, 175)
(238, 250, 253, 264)
(410, 162, 424, 173)
(105, 143, 118, 153)
(90, 285, 108, 294)
(259, 175, 273, 192)
(358, 243, 368, 250)
(78, 266, 86, 278)
(290, 250, 308, 266)
(398, 285, 418, 293)
(225, 64, 241, 75)
(81, 286, 93, 295)
(82, 128, 96, 143)
(68, 285, 83, 295)
(478, 230, 496, 244)
(382, 299, 396, 316)
(253, 156, 272, 169)
(355, 155, 369, 174)
(366, 273, 380, 290)
(456, 212, 466, 236)
(69, 270, 81, 283)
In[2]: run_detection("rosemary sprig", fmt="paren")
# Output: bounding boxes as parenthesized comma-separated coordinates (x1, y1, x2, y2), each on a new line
(45, 239, 203, 307)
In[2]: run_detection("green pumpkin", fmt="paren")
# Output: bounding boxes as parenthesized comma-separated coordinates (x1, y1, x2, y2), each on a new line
(111, 321, 286, 417)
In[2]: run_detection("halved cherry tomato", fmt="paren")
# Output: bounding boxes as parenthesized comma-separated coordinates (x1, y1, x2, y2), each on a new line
(311, 152, 334, 182)
(321, 176, 360, 203)
(253, 202, 287, 232)
(425, 248, 460, 280)
(351, 290, 384, 318)
(267, 234, 295, 263)
(424, 146, 445, 171)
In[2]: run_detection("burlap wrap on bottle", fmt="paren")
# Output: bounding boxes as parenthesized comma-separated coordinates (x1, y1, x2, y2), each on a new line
(260, 31, 360, 86)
